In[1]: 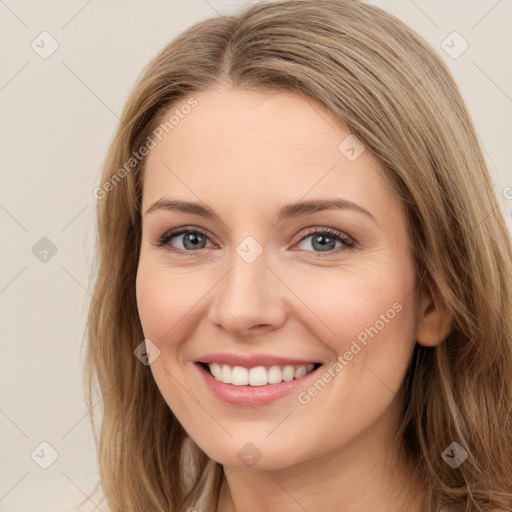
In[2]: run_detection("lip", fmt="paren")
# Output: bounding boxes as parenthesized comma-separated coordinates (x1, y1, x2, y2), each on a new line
(194, 356, 323, 407)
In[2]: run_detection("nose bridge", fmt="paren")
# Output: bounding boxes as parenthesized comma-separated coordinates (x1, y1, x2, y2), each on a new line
(208, 237, 286, 334)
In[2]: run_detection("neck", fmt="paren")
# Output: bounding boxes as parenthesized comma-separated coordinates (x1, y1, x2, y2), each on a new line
(215, 403, 425, 512)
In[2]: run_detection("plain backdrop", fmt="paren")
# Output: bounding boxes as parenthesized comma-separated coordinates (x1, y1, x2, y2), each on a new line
(1, 1, 511, 511)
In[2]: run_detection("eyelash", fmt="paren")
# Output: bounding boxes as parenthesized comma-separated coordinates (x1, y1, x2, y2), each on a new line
(155, 226, 355, 258)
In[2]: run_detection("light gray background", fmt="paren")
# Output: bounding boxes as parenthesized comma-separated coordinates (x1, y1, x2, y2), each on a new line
(1, 1, 511, 511)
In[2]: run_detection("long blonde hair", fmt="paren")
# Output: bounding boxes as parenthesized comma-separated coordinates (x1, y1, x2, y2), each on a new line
(84, 1, 512, 510)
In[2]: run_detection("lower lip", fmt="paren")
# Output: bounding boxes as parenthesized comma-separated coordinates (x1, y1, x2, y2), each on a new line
(195, 363, 321, 406)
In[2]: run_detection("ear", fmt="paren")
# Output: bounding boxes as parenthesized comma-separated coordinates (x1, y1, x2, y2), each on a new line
(415, 284, 452, 347)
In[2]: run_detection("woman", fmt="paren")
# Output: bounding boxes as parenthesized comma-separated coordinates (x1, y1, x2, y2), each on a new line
(84, 0, 512, 511)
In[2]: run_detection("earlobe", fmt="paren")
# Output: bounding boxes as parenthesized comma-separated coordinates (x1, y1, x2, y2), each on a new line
(415, 286, 452, 347)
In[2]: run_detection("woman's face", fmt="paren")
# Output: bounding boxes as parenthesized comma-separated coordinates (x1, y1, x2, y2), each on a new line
(136, 85, 426, 470)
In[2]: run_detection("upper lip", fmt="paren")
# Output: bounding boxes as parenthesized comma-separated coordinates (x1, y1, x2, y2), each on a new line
(195, 353, 322, 368)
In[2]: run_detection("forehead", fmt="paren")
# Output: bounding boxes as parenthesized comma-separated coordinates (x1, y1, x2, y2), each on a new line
(142, 86, 394, 217)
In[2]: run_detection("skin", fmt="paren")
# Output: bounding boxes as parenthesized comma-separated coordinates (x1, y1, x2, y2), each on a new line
(135, 84, 451, 512)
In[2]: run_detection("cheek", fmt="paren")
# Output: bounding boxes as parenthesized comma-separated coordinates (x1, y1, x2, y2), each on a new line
(135, 260, 206, 414)
(278, 269, 418, 456)
(286, 262, 417, 359)
(135, 259, 210, 348)
(136, 264, 171, 342)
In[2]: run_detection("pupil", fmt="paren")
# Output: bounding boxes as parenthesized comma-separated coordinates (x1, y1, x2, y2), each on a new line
(184, 233, 205, 250)
(313, 235, 335, 252)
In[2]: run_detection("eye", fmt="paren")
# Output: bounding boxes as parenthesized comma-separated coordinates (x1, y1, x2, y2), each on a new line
(294, 227, 354, 257)
(156, 227, 214, 255)
(155, 226, 355, 257)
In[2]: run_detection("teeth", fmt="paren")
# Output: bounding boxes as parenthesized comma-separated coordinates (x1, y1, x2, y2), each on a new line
(282, 365, 295, 382)
(210, 363, 222, 380)
(294, 366, 307, 378)
(231, 366, 249, 385)
(268, 366, 282, 384)
(206, 362, 318, 386)
(221, 364, 231, 384)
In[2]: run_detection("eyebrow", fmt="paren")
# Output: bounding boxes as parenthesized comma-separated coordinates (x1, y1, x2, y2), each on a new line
(144, 198, 376, 223)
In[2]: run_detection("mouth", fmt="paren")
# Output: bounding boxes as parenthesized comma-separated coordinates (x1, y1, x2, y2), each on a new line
(196, 361, 323, 386)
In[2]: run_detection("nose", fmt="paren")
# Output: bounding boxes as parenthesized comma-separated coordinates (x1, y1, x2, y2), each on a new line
(207, 249, 287, 338)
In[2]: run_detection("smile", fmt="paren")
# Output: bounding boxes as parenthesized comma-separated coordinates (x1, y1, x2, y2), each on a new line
(194, 354, 324, 406)
(201, 362, 320, 386)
